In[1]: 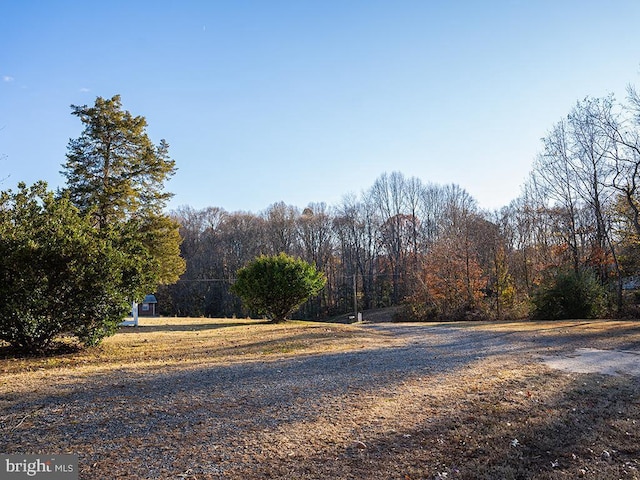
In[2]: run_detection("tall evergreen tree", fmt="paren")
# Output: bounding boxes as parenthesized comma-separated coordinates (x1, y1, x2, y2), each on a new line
(62, 95, 176, 227)
(61, 95, 184, 287)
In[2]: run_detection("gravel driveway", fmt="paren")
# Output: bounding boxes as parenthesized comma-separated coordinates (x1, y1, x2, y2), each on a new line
(367, 321, 640, 375)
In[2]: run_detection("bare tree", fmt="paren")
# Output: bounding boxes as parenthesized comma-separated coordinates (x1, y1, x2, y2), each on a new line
(566, 97, 617, 281)
(598, 86, 640, 237)
(161, 206, 228, 316)
(297, 202, 336, 318)
(262, 201, 299, 255)
(333, 193, 381, 311)
(369, 172, 410, 304)
(532, 120, 582, 273)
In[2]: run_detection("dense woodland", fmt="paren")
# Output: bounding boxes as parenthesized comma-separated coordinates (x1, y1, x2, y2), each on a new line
(159, 88, 640, 321)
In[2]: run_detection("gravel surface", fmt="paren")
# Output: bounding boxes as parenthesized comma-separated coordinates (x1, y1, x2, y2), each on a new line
(2, 321, 640, 479)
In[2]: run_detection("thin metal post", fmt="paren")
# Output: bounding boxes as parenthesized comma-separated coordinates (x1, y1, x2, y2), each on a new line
(353, 273, 358, 321)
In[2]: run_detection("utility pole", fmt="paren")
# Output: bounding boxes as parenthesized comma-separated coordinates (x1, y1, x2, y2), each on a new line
(353, 273, 358, 322)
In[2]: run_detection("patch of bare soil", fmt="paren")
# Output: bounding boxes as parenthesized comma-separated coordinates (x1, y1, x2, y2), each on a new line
(543, 348, 640, 376)
(1, 319, 640, 479)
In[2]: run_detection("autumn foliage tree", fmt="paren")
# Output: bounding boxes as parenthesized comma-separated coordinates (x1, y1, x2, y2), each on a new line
(409, 235, 485, 321)
(163, 80, 640, 324)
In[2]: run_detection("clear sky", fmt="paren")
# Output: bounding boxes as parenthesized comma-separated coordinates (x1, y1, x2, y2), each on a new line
(1, 1, 639, 213)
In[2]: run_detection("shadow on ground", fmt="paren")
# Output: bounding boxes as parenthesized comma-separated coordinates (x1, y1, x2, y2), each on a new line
(2, 320, 640, 479)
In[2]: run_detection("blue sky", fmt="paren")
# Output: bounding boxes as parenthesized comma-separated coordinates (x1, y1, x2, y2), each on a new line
(1, 1, 639, 213)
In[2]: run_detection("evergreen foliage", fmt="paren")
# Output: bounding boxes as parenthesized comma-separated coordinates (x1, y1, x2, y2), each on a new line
(0, 183, 153, 352)
(62, 95, 176, 226)
(531, 269, 607, 320)
(231, 253, 326, 323)
(61, 95, 185, 286)
(137, 213, 186, 286)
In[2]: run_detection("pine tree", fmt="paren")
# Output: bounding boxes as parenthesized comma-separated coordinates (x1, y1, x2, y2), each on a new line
(62, 95, 176, 228)
(61, 95, 184, 286)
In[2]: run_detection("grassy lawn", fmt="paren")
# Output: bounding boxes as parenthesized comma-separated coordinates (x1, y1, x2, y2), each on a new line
(1, 318, 640, 479)
(0, 318, 388, 373)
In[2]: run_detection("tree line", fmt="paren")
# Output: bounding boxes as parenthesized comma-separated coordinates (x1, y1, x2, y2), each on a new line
(162, 84, 640, 321)
(5, 78, 640, 353)
(162, 177, 518, 320)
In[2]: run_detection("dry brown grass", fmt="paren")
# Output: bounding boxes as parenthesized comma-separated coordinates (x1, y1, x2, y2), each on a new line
(1, 318, 383, 364)
(2, 318, 640, 479)
(0, 318, 393, 398)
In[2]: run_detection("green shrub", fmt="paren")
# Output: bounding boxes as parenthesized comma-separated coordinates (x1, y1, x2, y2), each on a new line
(531, 269, 607, 320)
(0, 183, 152, 352)
(231, 253, 326, 323)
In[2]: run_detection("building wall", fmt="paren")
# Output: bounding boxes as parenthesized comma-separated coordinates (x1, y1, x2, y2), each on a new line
(138, 302, 157, 317)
